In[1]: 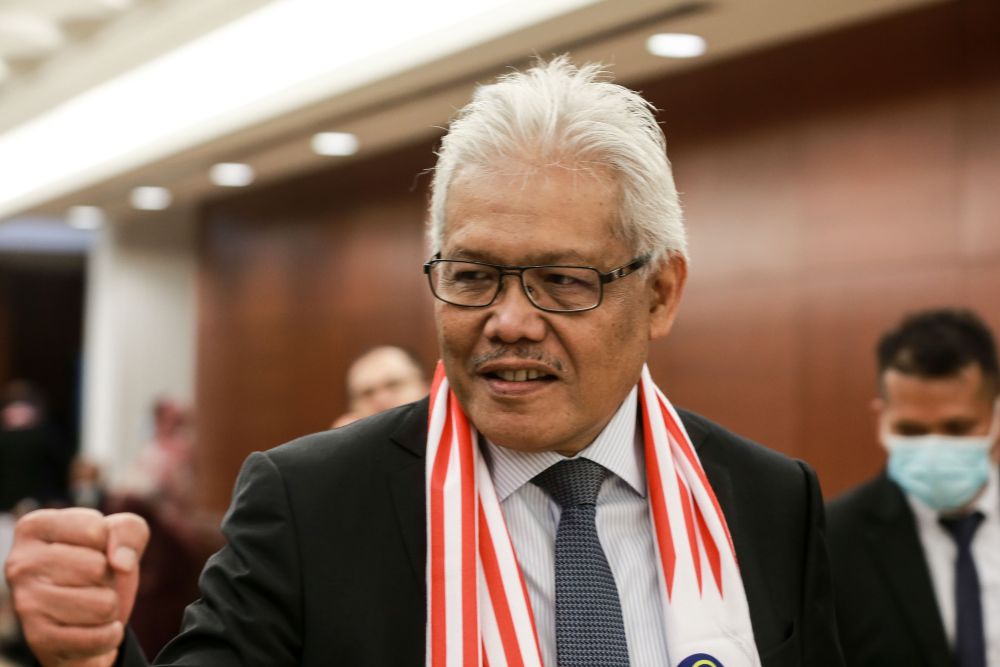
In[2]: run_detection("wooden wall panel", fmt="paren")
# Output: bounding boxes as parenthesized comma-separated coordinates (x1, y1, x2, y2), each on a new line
(195, 144, 439, 510)
(195, 0, 1000, 509)
(657, 280, 801, 459)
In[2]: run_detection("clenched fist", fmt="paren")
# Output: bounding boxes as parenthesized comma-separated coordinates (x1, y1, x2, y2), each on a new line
(3, 507, 150, 667)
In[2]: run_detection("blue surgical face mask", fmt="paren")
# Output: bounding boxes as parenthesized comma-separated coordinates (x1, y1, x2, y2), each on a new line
(883, 404, 999, 512)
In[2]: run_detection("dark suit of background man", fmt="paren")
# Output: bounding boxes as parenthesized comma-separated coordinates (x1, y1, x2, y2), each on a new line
(828, 308, 1000, 667)
(5, 57, 844, 667)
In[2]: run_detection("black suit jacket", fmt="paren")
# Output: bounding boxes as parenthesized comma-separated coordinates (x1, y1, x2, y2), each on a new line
(118, 399, 844, 666)
(826, 473, 952, 666)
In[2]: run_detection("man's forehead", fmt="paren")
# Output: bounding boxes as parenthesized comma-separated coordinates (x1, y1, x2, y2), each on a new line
(450, 159, 617, 187)
(439, 168, 625, 266)
(882, 365, 992, 410)
(351, 350, 417, 381)
(444, 246, 602, 266)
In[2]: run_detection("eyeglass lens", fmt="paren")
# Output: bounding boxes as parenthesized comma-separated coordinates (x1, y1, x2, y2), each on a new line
(429, 261, 602, 311)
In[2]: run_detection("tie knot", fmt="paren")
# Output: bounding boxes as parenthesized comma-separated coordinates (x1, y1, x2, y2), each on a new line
(939, 511, 985, 548)
(532, 458, 609, 508)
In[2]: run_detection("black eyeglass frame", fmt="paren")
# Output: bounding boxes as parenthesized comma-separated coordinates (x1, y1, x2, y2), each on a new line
(422, 254, 649, 313)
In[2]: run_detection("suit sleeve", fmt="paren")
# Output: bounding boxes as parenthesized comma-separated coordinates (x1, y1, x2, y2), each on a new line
(118, 451, 304, 666)
(797, 461, 846, 667)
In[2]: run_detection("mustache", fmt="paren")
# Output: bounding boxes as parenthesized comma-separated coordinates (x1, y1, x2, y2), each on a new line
(471, 346, 565, 373)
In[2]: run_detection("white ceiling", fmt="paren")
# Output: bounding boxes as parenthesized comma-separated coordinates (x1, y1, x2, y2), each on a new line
(0, 0, 951, 230)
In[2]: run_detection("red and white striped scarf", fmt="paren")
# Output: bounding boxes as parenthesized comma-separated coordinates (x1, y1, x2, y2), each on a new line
(426, 362, 761, 667)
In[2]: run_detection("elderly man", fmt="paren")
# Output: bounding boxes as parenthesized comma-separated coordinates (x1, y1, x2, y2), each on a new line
(828, 309, 1000, 666)
(5, 58, 842, 667)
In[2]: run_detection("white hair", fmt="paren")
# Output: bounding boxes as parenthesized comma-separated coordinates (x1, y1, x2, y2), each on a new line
(428, 56, 687, 264)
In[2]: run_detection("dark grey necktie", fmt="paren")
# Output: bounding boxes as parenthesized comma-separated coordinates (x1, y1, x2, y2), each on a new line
(532, 458, 630, 667)
(939, 511, 986, 667)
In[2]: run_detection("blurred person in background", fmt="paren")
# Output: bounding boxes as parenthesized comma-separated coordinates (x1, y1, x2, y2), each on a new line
(5, 57, 842, 667)
(103, 397, 222, 660)
(116, 397, 196, 507)
(828, 309, 1000, 667)
(331, 345, 428, 427)
(0, 381, 69, 513)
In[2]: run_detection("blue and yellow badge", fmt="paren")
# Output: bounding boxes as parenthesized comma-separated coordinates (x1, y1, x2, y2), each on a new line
(678, 655, 724, 667)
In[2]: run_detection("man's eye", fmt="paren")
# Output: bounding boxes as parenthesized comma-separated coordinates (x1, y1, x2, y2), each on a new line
(544, 273, 580, 286)
(454, 270, 493, 283)
(942, 421, 978, 436)
(895, 424, 929, 436)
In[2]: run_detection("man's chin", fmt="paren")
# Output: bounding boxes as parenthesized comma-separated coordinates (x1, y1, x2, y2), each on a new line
(472, 412, 557, 453)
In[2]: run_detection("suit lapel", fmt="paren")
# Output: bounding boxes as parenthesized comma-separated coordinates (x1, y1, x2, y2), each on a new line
(387, 398, 429, 583)
(865, 476, 951, 665)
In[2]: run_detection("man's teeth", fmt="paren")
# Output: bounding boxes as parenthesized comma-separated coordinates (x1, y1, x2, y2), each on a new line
(496, 369, 545, 382)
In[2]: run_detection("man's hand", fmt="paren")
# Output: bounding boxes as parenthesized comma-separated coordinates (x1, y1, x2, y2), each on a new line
(3, 508, 150, 667)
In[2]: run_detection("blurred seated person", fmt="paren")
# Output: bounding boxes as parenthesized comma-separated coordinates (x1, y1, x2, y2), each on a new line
(107, 397, 222, 660)
(331, 346, 428, 427)
(117, 397, 196, 506)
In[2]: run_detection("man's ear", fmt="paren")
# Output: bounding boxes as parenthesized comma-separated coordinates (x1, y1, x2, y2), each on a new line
(648, 254, 688, 341)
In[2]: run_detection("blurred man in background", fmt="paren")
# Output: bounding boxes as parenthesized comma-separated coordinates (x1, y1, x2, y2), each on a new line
(828, 308, 1000, 667)
(331, 346, 427, 427)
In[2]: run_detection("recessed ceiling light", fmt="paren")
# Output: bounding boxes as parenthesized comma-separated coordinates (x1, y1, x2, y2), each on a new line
(66, 206, 105, 230)
(646, 33, 707, 59)
(311, 132, 359, 157)
(130, 186, 172, 211)
(210, 162, 255, 187)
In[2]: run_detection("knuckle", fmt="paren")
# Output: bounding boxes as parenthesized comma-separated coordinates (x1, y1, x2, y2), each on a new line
(109, 512, 150, 543)
(93, 589, 119, 620)
(3, 553, 24, 581)
(5, 553, 39, 588)
(11, 590, 38, 618)
(83, 556, 108, 581)
(14, 509, 48, 536)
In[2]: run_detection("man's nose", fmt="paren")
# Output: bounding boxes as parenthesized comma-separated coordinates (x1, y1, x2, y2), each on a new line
(482, 274, 546, 343)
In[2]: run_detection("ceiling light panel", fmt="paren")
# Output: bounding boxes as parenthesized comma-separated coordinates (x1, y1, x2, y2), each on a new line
(311, 132, 359, 157)
(0, 0, 599, 219)
(66, 205, 105, 229)
(129, 186, 171, 211)
(210, 162, 255, 187)
(646, 32, 707, 58)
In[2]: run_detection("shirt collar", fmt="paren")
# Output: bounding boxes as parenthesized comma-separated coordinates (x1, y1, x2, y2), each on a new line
(485, 386, 646, 501)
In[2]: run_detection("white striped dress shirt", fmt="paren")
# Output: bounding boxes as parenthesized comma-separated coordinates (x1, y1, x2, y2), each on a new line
(484, 387, 670, 666)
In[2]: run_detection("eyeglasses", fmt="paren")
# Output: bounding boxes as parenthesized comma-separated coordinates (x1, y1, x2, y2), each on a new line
(423, 255, 648, 313)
